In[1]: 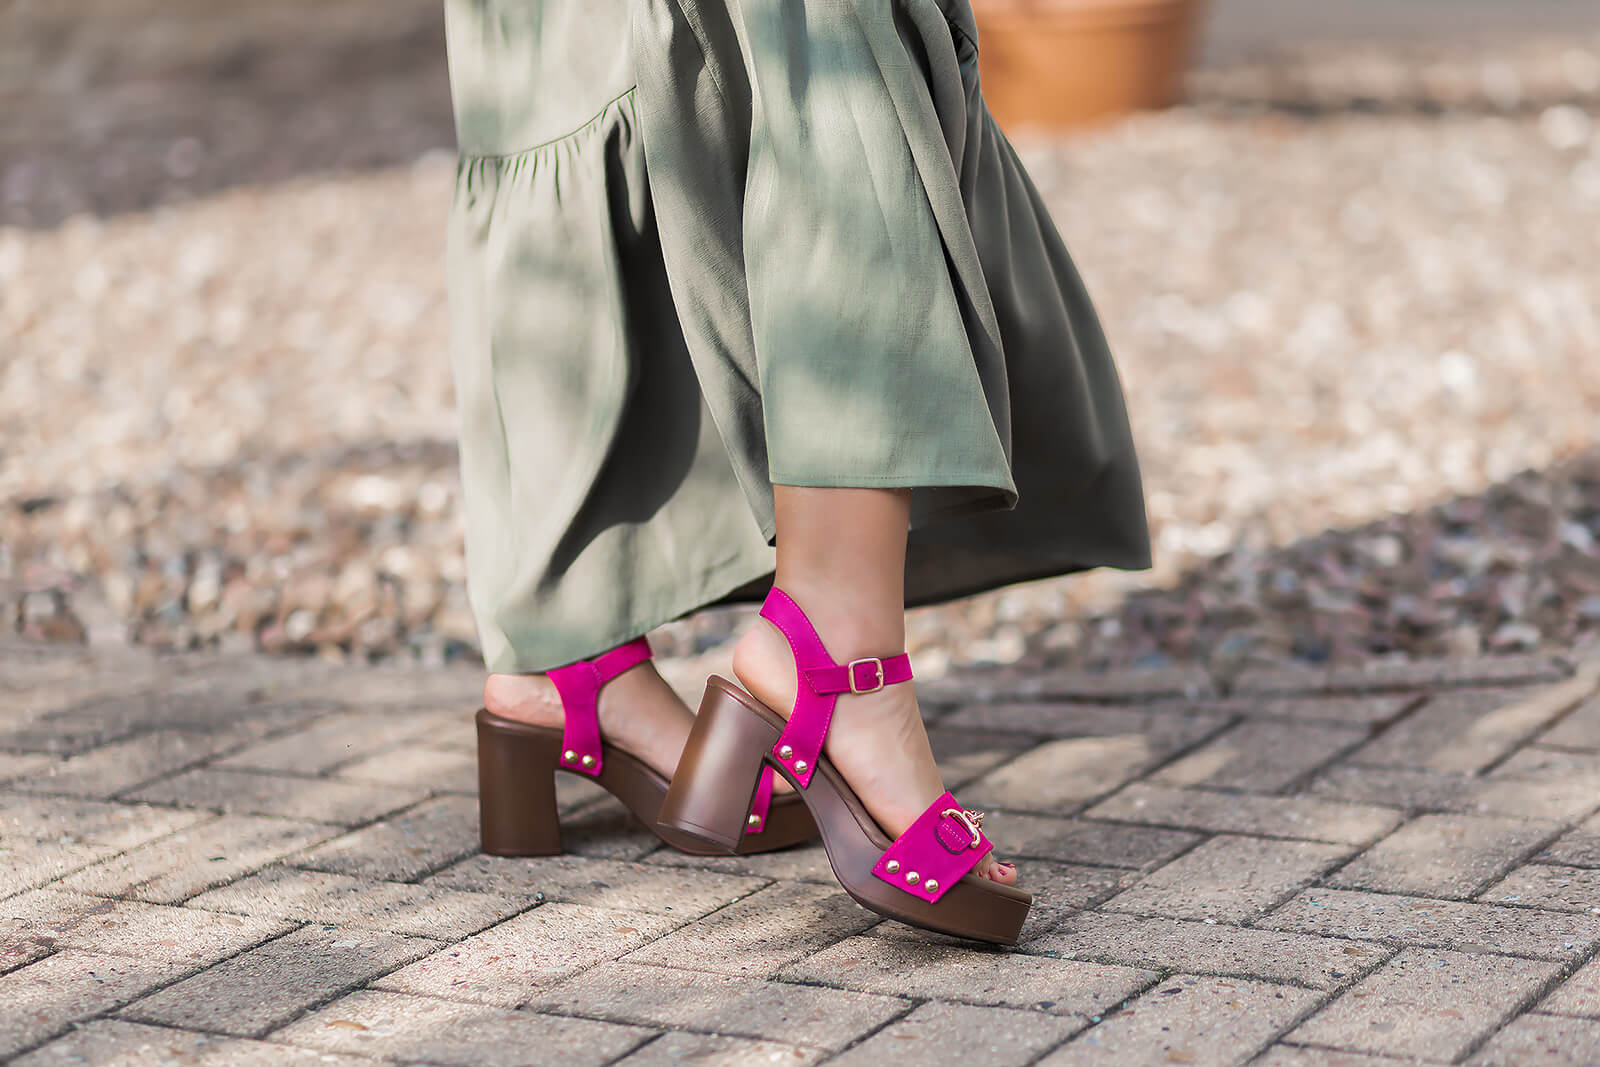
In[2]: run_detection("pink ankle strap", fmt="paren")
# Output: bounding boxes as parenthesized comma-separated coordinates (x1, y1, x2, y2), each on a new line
(760, 587, 914, 789)
(872, 792, 992, 903)
(546, 637, 653, 778)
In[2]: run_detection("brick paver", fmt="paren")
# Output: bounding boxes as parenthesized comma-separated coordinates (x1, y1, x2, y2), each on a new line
(1285, 947, 1562, 1060)
(1101, 834, 1354, 923)
(1541, 693, 1600, 750)
(1350, 675, 1599, 774)
(333, 743, 478, 792)
(1310, 761, 1600, 820)
(1540, 956, 1600, 1018)
(784, 935, 1155, 1016)
(293, 793, 481, 879)
(1465, 1012, 1600, 1066)
(0, 752, 56, 784)
(372, 903, 678, 1006)
(530, 960, 909, 1051)
(1483, 863, 1600, 914)
(54, 813, 338, 903)
(1030, 910, 1390, 989)
(1082, 782, 1404, 844)
(127, 766, 429, 825)
(14, 1018, 375, 1066)
(1150, 719, 1366, 792)
(984, 812, 1203, 868)
(831, 1001, 1082, 1067)
(9, 727, 255, 798)
(426, 854, 766, 918)
(1543, 813, 1600, 867)
(0, 951, 195, 1059)
(1329, 812, 1562, 898)
(924, 725, 1039, 791)
(1251, 1048, 1410, 1067)
(120, 924, 441, 1035)
(1, 640, 1596, 1062)
(1220, 693, 1421, 725)
(215, 709, 445, 775)
(0, 939, 52, 977)
(0, 793, 206, 847)
(188, 865, 532, 939)
(0, 888, 288, 966)
(616, 1033, 825, 1064)
(624, 882, 879, 977)
(1260, 887, 1600, 959)
(269, 988, 653, 1065)
(1232, 655, 1571, 696)
(643, 839, 838, 883)
(960, 710, 1231, 812)
(1039, 973, 1322, 1066)
(0, 840, 119, 899)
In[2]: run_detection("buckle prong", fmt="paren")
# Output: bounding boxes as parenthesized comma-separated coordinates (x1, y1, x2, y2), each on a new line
(847, 657, 885, 694)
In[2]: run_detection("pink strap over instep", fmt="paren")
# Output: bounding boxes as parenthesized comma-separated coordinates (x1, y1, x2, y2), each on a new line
(760, 587, 914, 789)
(871, 792, 992, 903)
(546, 637, 653, 778)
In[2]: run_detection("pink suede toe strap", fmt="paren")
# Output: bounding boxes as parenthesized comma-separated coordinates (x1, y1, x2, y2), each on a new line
(871, 792, 992, 903)
(546, 637, 652, 778)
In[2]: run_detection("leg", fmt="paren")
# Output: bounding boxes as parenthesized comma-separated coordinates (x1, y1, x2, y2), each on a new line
(732, 486, 1015, 884)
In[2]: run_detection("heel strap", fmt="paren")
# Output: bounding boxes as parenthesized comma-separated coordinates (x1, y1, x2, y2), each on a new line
(547, 637, 652, 777)
(760, 587, 914, 789)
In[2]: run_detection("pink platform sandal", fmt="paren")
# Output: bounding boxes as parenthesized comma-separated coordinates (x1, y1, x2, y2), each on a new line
(658, 590, 1032, 944)
(476, 637, 816, 857)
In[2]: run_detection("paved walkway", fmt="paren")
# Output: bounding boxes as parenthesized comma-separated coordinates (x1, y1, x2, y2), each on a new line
(3, 640, 1600, 1065)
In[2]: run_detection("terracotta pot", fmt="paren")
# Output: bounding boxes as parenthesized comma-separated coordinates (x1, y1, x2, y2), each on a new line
(973, 0, 1207, 130)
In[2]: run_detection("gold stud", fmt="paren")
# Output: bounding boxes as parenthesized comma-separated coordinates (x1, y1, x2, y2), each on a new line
(793, 759, 808, 773)
(747, 814, 762, 828)
(886, 860, 900, 873)
(923, 879, 939, 893)
(778, 745, 794, 759)
(581, 754, 595, 768)
(563, 750, 577, 763)
(905, 871, 920, 885)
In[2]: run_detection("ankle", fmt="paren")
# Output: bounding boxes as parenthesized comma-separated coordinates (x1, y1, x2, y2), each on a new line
(769, 578, 906, 659)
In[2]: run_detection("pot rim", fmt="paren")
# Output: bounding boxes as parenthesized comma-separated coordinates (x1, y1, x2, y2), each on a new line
(973, 0, 1204, 30)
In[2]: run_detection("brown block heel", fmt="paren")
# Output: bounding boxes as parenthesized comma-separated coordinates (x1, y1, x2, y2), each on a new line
(656, 680, 787, 851)
(476, 707, 816, 858)
(477, 709, 564, 856)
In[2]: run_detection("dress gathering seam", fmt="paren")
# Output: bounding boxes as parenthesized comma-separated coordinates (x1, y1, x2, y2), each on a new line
(458, 85, 639, 163)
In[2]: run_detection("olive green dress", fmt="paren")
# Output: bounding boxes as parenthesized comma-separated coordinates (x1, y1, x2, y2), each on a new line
(443, 0, 1152, 673)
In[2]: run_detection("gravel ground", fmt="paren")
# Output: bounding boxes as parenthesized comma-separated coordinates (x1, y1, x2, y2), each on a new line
(4, 15, 1600, 673)
(1, 0, 451, 230)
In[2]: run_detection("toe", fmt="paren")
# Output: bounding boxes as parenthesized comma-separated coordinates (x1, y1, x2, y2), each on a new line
(978, 853, 1018, 886)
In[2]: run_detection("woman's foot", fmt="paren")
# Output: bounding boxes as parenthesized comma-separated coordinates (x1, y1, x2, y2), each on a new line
(731, 616, 1017, 886)
(484, 663, 694, 780)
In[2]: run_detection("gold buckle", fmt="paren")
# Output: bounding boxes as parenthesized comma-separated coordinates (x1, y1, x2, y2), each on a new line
(847, 657, 885, 694)
(941, 807, 985, 849)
